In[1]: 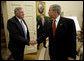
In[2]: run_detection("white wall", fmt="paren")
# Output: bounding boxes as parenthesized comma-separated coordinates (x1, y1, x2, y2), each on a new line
(44, 1, 83, 28)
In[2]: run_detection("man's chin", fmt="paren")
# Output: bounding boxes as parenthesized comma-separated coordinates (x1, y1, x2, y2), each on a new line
(21, 17, 24, 19)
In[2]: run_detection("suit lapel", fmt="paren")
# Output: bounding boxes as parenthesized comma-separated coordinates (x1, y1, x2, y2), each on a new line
(56, 17, 62, 30)
(14, 17, 24, 34)
(55, 17, 64, 33)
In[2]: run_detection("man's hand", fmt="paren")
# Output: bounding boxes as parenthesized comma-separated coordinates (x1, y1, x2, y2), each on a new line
(29, 40, 37, 45)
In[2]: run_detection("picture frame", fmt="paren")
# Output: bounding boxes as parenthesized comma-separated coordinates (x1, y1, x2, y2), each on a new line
(36, 1, 45, 16)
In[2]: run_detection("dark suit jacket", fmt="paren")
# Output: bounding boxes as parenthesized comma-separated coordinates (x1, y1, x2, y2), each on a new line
(7, 16, 30, 52)
(37, 17, 77, 60)
(37, 18, 48, 43)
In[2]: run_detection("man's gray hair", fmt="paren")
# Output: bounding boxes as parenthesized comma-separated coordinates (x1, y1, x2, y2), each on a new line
(51, 4, 61, 15)
(14, 7, 22, 14)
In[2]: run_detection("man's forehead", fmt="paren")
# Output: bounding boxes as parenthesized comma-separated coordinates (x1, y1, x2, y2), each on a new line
(49, 6, 52, 10)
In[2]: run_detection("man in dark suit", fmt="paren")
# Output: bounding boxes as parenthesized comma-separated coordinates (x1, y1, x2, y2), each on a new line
(37, 14, 48, 50)
(37, 4, 77, 60)
(7, 7, 36, 60)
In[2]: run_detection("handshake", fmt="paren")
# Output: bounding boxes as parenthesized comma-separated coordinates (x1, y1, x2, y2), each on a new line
(29, 40, 37, 45)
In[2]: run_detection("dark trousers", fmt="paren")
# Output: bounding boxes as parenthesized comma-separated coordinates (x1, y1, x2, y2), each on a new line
(10, 48, 24, 60)
(43, 39, 46, 47)
(49, 52, 68, 60)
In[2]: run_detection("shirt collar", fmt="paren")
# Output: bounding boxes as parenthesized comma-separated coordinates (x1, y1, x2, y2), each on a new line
(16, 16, 22, 22)
(55, 15, 60, 22)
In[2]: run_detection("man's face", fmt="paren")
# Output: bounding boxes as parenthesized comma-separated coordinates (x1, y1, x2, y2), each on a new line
(16, 9, 24, 19)
(48, 6, 54, 18)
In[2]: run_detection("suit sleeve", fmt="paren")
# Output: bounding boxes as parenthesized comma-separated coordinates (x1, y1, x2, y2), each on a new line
(68, 19, 77, 59)
(7, 20, 30, 45)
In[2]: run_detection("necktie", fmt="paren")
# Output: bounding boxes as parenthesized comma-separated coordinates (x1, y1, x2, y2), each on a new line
(42, 18, 44, 26)
(20, 20, 27, 39)
(53, 20, 56, 37)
